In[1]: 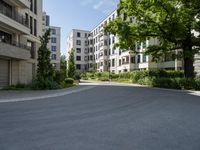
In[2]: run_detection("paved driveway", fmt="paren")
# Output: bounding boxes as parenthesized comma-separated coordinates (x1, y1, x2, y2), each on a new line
(0, 82, 200, 150)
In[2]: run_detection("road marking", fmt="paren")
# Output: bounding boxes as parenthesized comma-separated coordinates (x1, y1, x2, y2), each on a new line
(0, 86, 96, 103)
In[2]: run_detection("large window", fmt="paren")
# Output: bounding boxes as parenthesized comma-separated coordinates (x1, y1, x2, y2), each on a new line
(76, 56, 81, 61)
(77, 32, 81, 37)
(76, 48, 81, 53)
(51, 29, 56, 35)
(51, 37, 57, 43)
(76, 64, 81, 70)
(34, 0, 37, 14)
(112, 59, 115, 67)
(51, 54, 56, 60)
(51, 46, 57, 51)
(76, 40, 81, 45)
(34, 19, 37, 36)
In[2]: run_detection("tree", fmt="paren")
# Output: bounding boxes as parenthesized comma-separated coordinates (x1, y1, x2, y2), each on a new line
(105, 0, 200, 78)
(37, 28, 54, 81)
(67, 49, 75, 78)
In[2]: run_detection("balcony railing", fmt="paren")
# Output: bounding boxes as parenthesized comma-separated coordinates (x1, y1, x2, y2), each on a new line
(0, 40, 31, 51)
(0, 5, 29, 27)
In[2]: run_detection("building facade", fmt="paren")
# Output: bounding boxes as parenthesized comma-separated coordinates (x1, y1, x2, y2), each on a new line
(67, 29, 92, 73)
(43, 12, 61, 70)
(67, 10, 184, 74)
(0, 0, 43, 87)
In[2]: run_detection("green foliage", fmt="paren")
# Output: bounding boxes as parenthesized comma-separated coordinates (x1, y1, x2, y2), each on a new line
(67, 49, 75, 78)
(37, 28, 54, 81)
(105, 0, 200, 78)
(65, 78, 74, 85)
(81, 70, 200, 90)
(31, 79, 60, 90)
(60, 55, 67, 80)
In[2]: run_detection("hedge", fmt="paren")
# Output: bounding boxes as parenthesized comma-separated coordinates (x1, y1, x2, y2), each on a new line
(81, 70, 200, 91)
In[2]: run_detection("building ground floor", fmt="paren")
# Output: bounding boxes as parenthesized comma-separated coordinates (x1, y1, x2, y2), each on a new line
(0, 57, 36, 87)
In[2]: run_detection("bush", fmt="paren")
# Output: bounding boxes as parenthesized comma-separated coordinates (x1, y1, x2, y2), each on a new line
(65, 78, 74, 85)
(195, 78, 200, 90)
(31, 79, 61, 90)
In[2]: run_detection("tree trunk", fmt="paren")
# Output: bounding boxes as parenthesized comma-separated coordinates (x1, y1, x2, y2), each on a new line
(184, 57, 194, 78)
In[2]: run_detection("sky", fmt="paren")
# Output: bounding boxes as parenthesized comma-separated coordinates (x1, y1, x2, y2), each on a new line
(43, 0, 118, 55)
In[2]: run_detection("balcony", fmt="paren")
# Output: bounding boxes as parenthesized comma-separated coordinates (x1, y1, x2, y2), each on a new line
(5, 0, 30, 8)
(0, 4, 29, 34)
(0, 40, 31, 60)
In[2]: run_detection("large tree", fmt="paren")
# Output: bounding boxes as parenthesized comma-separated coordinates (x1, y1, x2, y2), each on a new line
(105, 0, 200, 78)
(67, 49, 75, 78)
(37, 28, 54, 81)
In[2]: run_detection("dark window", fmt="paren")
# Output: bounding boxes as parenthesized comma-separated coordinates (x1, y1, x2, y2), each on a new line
(77, 32, 81, 37)
(51, 37, 56, 43)
(76, 64, 81, 70)
(30, 16, 33, 34)
(51, 29, 56, 35)
(34, 19, 37, 36)
(76, 48, 81, 53)
(90, 48, 93, 53)
(34, 0, 37, 14)
(112, 59, 115, 67)
(30, 0, 33, 11)
(119, 59, 121, 66)
(137, 55, 141, 63)
(51, 46, 56, 51)
(131, 56, 135, 63)
(143, 55, 147, 63)
(0, 30, 12, 44)
(76, 56, 81, 61)
(51, 54, 56, 60)
(76, 40, 81, 45)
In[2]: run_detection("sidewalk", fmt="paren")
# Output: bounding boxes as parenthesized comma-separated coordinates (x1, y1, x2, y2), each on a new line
(0, 85, 96, 103)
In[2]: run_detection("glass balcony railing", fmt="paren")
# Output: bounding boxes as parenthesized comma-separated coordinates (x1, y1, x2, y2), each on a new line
(0, 5, 29, 28)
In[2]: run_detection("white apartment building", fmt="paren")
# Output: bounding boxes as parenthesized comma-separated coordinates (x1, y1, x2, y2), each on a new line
(43, 12, 61, 70)
(0, 0, 43, 87)
(67, 29, 92, 73)
(67, 10, 184, 74)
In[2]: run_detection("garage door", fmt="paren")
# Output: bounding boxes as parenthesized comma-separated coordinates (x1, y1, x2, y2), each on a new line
(0, 59, 9, 87)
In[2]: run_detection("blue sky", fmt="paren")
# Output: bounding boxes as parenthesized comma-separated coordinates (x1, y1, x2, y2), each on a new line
(43, 0, 118, 55)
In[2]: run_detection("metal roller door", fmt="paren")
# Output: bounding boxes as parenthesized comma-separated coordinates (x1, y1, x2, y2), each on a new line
(0, 59, 9, 87)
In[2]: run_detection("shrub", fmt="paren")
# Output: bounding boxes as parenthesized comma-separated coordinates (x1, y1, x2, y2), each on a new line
(31, 79, 60, 90)
(65, 78, 74, 85)
(195, 78, 200, 90)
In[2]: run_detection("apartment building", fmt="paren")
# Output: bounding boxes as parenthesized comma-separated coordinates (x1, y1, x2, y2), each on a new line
(0, 0, 43, 87)
(43, 12, 61, 70)
(67, 29, 92, 73)
(67, 10, 183, 74)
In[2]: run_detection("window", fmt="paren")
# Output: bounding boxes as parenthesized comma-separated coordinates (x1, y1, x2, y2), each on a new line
(112, 59, 115, 67)
(76, 40, 81, 45)
(51, 54, 56, 60)
(77, 32, 81, 37)
(34, 19, 37, 36)
(30, 0, 33, 12)
(76, 64, 81, 70)
(131, 56, 135, 63)
(34, 0, 37, 14)
(143, 55, 147, 63)
(51, 29, 56, 35)
(137, 55, 141, 63)
(30, 16, 33, 34)
(51, 46, 56, 51)
(76, 48, 81, 53)
(90, 48, 93, 53)
(85, 33, 87, 38)
(119, 59, 122, 66)
(112, 37, 115, 44)
(90, 55, 93, 61)
(51, 37, 57, 43)
(76, 56, 81, 61)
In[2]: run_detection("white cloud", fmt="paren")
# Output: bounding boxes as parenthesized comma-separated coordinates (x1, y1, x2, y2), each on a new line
(80, 0, 118, 14)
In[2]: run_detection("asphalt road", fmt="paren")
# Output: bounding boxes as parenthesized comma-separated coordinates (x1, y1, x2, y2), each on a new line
(0, 83, 200, 150)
